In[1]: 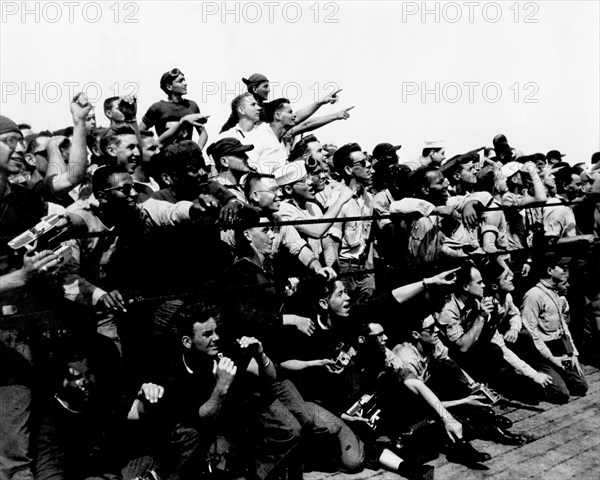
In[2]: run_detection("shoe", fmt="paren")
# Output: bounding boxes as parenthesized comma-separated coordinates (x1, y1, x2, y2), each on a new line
(482, 427, 528, 446)
(446, 440, 491, 466)
(493, 415, 513, 430)
(397, 461, 435, 480)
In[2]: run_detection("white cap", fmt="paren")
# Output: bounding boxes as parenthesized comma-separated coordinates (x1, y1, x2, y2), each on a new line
(424, 140, 445, 149)
(273, 161, 308, 187)
(500, 161, 521, 179)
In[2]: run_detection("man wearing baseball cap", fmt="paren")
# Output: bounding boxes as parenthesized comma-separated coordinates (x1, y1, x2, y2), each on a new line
(546, 150, 566, 166)
(371, 143, 401, 193)
(139, 68, 208, 148)
(400, 140, 445, 171)
(243, 73, 270, 122)
(208, 137, 254, 202)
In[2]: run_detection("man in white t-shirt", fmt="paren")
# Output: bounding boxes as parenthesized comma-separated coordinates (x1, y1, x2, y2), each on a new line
(249, 98, 296, 175)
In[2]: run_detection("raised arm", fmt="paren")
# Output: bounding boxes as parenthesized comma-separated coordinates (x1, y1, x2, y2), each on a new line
(390, 267, 459, 304)
(292, 186, 355, 239)
(289, 106, 354, 137)
(294, 88, 342, 124)
(47, 93, 91, 191)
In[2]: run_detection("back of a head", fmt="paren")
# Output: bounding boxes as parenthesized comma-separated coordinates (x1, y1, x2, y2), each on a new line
(103, 96, 119, 113)
(475, 164, 496, 194)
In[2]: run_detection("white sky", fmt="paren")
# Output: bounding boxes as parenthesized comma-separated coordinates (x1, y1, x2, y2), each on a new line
(1, 0, 599, 164)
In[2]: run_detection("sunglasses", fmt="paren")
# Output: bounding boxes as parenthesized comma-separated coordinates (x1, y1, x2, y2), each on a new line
(421, 324, 437, 334)
(167, 68, 182, 78)
(102, 183, 139, 196)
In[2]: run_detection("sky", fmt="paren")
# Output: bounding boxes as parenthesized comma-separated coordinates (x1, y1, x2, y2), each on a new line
(1, 0, 599, 164)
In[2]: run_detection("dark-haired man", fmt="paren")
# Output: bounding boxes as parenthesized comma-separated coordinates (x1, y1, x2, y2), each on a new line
(35, 334, 164, 480)
(159, 302, 305, 480)
(104, 96, 126, 126)
(438, 262, 554, 403)
(63, 165, 226, 347)
(249, 98, 296, 175)
(140, 68, 208, 148)
(324, 143, 375, 304)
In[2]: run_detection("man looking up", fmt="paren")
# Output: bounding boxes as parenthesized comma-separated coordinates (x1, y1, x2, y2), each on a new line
(140, 68, 208, 148)
(325, 143, 375, 304)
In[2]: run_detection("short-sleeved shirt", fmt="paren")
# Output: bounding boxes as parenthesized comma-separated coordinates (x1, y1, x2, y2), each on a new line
(373, 189, 395, 229)
(480, 200, 509, 251)
(543, 196, 577, 238)
(501, 192, 528, 249)
(328, 189, 374, 263)
(277, 201, 323, 258)
(245, 122, 289, 175)
(438, 294, 482, 345)
(392, 339, 449, 383)
(141, 99, 200, 144)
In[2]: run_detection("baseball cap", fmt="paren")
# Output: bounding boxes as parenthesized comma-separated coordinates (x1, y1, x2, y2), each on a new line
(440, 151, 478, 175)
(372, 142, 401, 159)
(0, 115, 21, 136)
(547, 150, 566, 162)
(207, 137, 254, 163)
(242, 73, 269, 87)
(500, 161, 522, 179)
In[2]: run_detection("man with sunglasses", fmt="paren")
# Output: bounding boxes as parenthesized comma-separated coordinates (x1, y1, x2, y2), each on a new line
(61, 164, 231, 351)
(139, 68, 208, 148)
(324, 143, 375, 305)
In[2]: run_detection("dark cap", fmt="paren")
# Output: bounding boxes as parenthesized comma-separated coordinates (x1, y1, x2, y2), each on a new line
(160, 68, 183, 90)
(547, 150, 566, 161)
(372, 142, 401, 159)
(518, 152, 546, 164)
(242, 73, 269, 87)
(207, 137, 254, 162)
(440, 151, 478, 175)
(0, 115, 21, 136)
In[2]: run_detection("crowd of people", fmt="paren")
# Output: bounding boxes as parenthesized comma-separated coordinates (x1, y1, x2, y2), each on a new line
(1, 68, 600, 480)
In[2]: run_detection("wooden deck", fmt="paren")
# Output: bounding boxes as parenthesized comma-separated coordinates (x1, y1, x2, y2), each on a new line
(305, 365, 600, 480)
